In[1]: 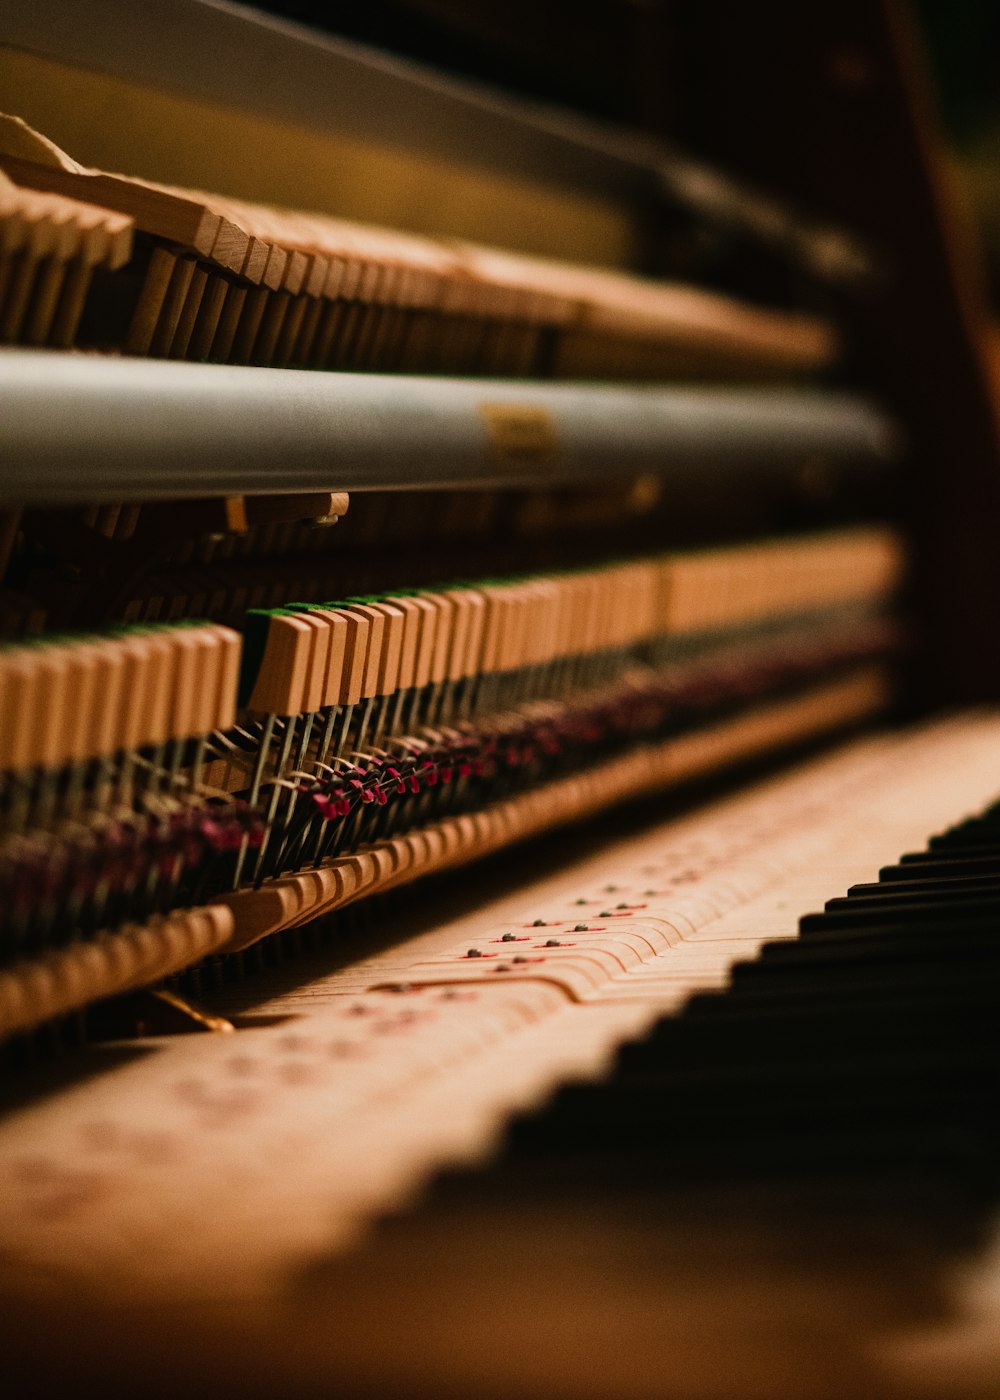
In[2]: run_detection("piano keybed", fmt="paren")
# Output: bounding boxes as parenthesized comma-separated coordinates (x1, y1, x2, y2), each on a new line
(0, 711, 997, 1399)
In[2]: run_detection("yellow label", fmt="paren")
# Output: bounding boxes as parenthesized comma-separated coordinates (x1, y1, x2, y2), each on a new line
(224, 495, 249, 533)
(479, 403, 560, 464)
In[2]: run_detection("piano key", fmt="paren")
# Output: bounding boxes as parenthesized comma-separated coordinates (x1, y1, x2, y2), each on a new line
(799, 895, 1000, 930)
(825, 885, 1000, 909)
(849, 873, 1000, 894)
(880, 853, 1000, 882)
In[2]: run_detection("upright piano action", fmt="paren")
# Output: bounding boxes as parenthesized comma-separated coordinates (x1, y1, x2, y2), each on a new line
(0, 4, 998, 1397)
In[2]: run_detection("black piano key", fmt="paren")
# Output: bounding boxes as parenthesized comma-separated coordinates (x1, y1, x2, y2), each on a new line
(928, 831, 1000, 852)
(799, 894, 1000, 930)
(792, 911, 999, 942)
(683, 975, 1000, 1017)
(849, 874, 1000, 897)
(526, 1059, 996, 1130)
(942, 819, 1000, 837)
(716, 972, 996, 1017)
(824, 887, 1000, 911)
(930, 822, 1000, 839)
(757, 924, 1000, 960)
(490, 1122, 999, 1195)
(745, 946, 1000, 984)
(730, 954, 1000, 994)
(500, 1074, 998, 1190)
(547, 1010, 993, 1086)
(880, 854, 1000, 880)
(618, 999, 993, 1077)
(415, 792, 1000, 1223)
(680, 982, 998, 1028)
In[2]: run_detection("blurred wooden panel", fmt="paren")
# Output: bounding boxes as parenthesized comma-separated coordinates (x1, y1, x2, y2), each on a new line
(0, 45, 642, 267)
(669, 0, 1000, 706)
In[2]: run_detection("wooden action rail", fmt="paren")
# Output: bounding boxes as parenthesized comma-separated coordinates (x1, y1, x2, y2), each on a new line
(0, 114, 835, 379)
(0, 620, 240, 778)
(232, 524, 900, 744)
(112, 516, 899, 652)
(0, 167, 132, 349)
(0, 527, 902, 1035)
(0, 526, 899, 777)
(0, 668, 885, 1040)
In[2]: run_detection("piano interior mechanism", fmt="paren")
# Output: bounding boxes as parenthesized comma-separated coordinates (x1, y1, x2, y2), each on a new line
(1, 3, 999, 1396)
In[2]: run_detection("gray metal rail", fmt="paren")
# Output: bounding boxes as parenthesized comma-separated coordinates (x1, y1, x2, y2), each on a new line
(0, 350, 897, 504)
